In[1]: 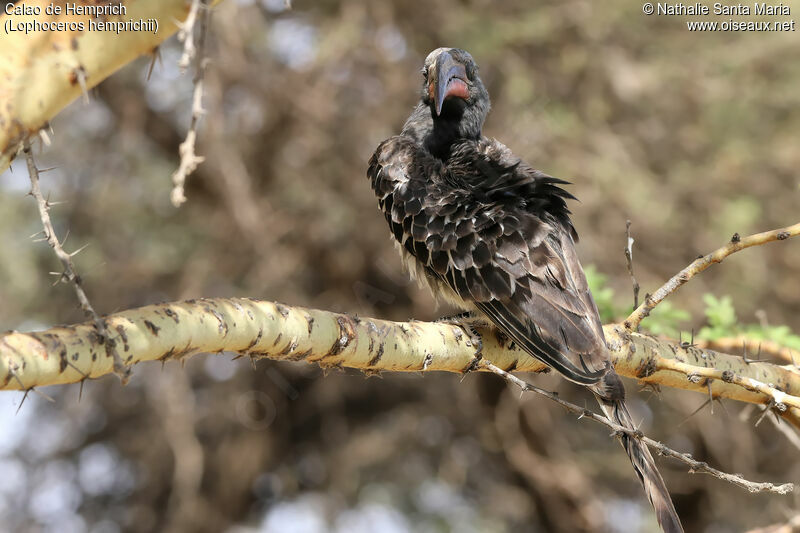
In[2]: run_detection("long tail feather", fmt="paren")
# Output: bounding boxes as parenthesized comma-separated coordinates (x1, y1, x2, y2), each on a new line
(592, 372, 684, 533)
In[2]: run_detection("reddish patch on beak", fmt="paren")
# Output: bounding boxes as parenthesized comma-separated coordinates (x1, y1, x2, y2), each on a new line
(431, 75, 470, 116)
(444, 78, 469, 100)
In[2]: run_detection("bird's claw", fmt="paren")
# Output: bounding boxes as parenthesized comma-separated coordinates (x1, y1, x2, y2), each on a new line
(436, 312, 484, 364)
(465, 325, 483, 358)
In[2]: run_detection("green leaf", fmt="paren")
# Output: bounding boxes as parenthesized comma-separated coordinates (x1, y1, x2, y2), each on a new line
(698, 294, 738, 339)
(642, 301, 691, 339)
(584, 265, 621, 323)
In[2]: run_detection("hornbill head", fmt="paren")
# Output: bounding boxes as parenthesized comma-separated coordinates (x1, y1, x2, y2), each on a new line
(421, 48, 490, 136)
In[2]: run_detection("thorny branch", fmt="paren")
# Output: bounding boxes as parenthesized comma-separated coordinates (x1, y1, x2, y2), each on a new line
(4, 298, 800, 427)
(171, 0, 211, 207)
(2, 294, 800, 492)
(625, 223, 800, 330)
(481, 361, 794, 495)
(654, 356, 800, 411)
(23, 139, 130, 382)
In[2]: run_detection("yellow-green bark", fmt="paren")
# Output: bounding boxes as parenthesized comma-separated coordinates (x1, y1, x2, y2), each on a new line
(3, 298, 800, 424)
(0, 0, 221, 173)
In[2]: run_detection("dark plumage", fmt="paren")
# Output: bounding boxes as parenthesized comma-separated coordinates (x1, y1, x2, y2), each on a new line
(368, 48, 683, 533)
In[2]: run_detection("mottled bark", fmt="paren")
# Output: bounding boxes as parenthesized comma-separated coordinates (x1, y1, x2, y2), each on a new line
(3, 298, 800, 425)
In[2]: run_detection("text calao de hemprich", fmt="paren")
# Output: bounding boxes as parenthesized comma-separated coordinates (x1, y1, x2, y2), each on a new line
(656, 3, 790, 15)
(4, 2, 126, 17)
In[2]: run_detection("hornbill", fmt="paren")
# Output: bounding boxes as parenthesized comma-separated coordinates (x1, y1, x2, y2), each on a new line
(367, 48, 683, 532)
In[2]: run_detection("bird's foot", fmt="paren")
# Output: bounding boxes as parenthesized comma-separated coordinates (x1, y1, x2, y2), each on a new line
(436, 312, 485, 365)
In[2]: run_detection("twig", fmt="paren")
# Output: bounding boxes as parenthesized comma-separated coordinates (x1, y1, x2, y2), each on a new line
(654, 355, 800, 411)
(23, 139, 130, 382)
(171, 0, 210, 207)
(624, 219, 640, 312)
(177, 0, 202, 71)
(625, 223, 800, 330)
(482, 360, 794, 495)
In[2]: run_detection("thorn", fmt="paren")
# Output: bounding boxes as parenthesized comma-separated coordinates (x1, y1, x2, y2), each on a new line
(66, 360, 88, 379)
(146, 46, 161, 82)
(680, 328, 696, 349)
(79, 379, 85, 402)
(32, 387, 55, 403)
(707, 380, 714, 415)
(755, 401, 775, 427)
(75, 67, 90, 103)
(678, 398, 712, 427)
(639, 381, 662, 398)
(51, 271, 69, 286)
(39, 129, 51, 146)
(16, 390, 30, 414)
(717, 397, 731, 418)
(69, 243, 90, 257)
(742, 340, 766, 364)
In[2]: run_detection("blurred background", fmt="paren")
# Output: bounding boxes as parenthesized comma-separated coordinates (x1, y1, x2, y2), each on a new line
(1, 0, 800, 531)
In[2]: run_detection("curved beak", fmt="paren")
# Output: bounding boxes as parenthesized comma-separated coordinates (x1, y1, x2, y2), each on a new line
(429, 51, 469, 116)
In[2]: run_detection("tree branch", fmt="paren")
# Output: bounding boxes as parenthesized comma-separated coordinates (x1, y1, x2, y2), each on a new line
(171, 0, 211, 207)
(3, 298, 800, 426)
(482, 361, 793, 495)
(2, 298, 796, 495)
(23, 140, 129, 382)
(0, 0, 224, 174)
(625, 223, 800, 330)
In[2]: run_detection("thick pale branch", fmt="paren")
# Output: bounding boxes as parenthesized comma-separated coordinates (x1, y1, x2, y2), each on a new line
(625, 223, 800, 330)
(3, 299, 800, 420)
(0, 0, 223, 174)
